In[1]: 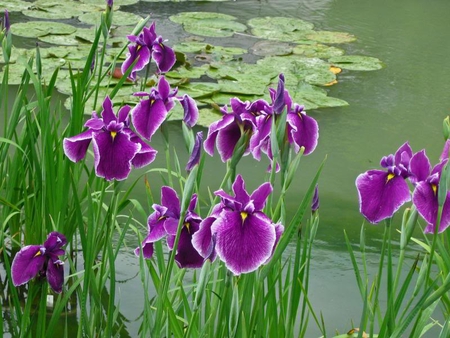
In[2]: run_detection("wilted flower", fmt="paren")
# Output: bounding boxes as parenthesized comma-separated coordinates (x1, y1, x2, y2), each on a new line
(135, 186, 204, 268)
(121, 22, 176, 80)
(131, 76, 177, 140)
(64, 96, 157, 181)
(11, 232, 67, 293)
(356, 142, 413, 224)
(192, 175, 284, 275)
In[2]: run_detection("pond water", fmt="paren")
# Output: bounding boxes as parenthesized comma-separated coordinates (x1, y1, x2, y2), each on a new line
(2, 0, 450, 336)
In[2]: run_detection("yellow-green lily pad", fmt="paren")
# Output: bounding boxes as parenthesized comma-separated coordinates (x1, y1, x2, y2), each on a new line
(293, 43, 344, 59)
(328, 55, 384, 71)
(250, 40, 293, 56)
(23, 4, 84, 20)
(306, 31, 356, 44)
(11, 21, 77, 38)
(78, 11, 143, 26)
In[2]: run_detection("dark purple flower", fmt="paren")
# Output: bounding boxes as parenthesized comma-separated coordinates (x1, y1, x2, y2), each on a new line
(186, 131, 203, 171)
(135, 186, 204, 268)
(356, 142, 413, 224)
(131, 76, 177, 140)
(121, 22, 175, 80)
(204, 98, 259, 162)
(64, 96, 157, 181)
(106, 0, 113, 9)
(311, 184, 319, 212)
(11, 232, 67, 293)
(179, 94, 199, 128)
(192, 175, 283, 275)
(3, 10, 10, 34)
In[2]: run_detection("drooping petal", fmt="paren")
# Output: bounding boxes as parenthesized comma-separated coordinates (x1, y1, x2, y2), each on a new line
(135, 234, 155, 259)
(131, 98, 168, 140)
(11, 245, 46, 287)
(129, 132, 157, 168)
(264, 221, 284, 264)
(63, 130, 93, 162)
(216, 122, 242, 162)
(204, 114, 235, 157)
(212, 211, 276, 275)
(121, 44, 151, 80)
(286, 112, 319, 155)
(92, 130, 141, 181)
(409, 150, 431, 185)
(192, 216, 217, 261)
(171, 223, 204, 268)
(180, 94, 199, 128)
(152, 42, 176, 73)
(146, 210, 168, 242)
(356, 170, 411, 224)
(46, 260, 64, 293)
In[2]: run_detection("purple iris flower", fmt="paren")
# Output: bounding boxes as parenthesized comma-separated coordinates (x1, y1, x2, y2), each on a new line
(131, 76, 177, 141)
(192, 175, 284, 275)
(11, 232, 67, 293)
(356, 142, 413, 224)
(63, 96, 157, 181)
(410, 147, 450, 233)
(135, 186, 204, 268)
(121, 22, 176, 80)
(311, 184, 320, 212)
(186, 131, 203, 171)
(252, 74, 319, 163)
(204, 98, 259, 162)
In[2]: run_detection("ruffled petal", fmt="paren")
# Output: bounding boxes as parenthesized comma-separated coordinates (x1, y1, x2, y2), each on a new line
(212, 211, 276, 275)
(11, 245, 46, 286)
(92, 131, 141, 181)
(131, 98, 168, 141)
(121, 45, 151, 80)
(44, 232, 67, 253)
(46, 260, 64, 293)
(63, 130, 93, 162)
(287, 112, 319, 155)
(356, 170, 411, 224)
(146, 212, 168, 242)
(135, 234, 154, 259)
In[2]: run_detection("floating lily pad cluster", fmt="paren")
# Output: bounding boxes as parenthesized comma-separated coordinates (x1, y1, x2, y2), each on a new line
(164, 12, 383, 115)
(1, 2, 383, 127)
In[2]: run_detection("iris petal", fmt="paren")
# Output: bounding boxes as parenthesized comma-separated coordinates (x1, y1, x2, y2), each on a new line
(212, 211, 275, 275)
(131, 98, 168, 141)
(11, 245, 46, 287)
(47, 260, 64, 293)
(356, 170, 411, 223)
(92, 131, 141, 181)
(63, 130, 93, 163)
(287, 112, 319, 155)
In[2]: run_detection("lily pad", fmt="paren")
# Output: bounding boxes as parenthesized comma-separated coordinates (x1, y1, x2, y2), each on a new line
(11, 21, 77, 38)
(305, 31, 356, 44)
(177, 82, 221, 99)
(170, 12, 246, 37)
(23, 4, 84, 20)
(251, 28, 314, 43)
(248, 16, 315, 43)
(328, 55, 384, 71)
(166, 65, 209, 79)
(250, 40, 293, 57)
(293, 43, 344, 59)
(78, 11, 143, 26)
(0, 0, 31, 12)
(79, 0, 139, 5)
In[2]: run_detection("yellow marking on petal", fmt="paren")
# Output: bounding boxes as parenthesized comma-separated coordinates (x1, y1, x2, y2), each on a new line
(330, 66, 342, 74)
(111, 131, 117, 140)
(432, 184, 437, 196)
(184, 222, 191, 234)
(34, 250, 42, 257)
(240, 212, 248, 223)
(157, 216, 166, 221)
(386, 173, 395, 182)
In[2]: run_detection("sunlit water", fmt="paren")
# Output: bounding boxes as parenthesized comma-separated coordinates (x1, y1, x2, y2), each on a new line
(2, 0, 450, 336)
